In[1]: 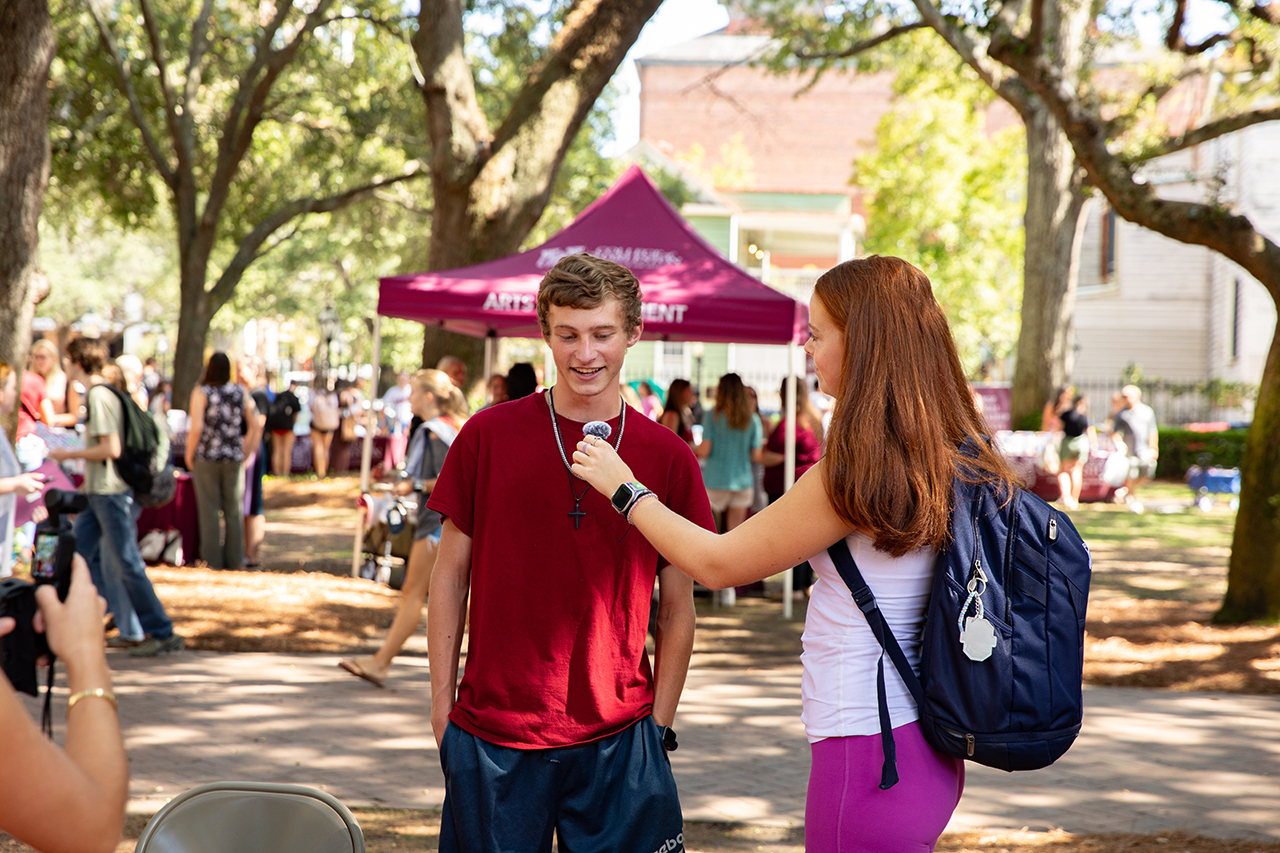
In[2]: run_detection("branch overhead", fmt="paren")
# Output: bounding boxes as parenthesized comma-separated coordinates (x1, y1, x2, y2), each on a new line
(793, 22, 929, 60)
(984, 18, 1280, 294)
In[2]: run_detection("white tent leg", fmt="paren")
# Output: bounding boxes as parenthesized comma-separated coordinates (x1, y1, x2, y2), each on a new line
(352, 314, 383, 577)
(783, 343, 798, 620)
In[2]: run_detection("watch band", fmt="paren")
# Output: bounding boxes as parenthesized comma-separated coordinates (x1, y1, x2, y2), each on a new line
(611, 481, 649, 513)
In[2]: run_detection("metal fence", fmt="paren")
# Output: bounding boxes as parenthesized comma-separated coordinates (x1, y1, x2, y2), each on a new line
(1073, 377, 1256, 428)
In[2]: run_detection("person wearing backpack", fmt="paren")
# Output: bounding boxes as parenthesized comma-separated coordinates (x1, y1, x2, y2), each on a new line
(266, 380, 302, 476)
(48, 338, 183, 658)
(572, 256, 1025, 852)
(185, 352, 258, 570)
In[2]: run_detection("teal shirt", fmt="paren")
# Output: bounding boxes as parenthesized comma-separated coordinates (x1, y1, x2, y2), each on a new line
(700, 411, 763, 491)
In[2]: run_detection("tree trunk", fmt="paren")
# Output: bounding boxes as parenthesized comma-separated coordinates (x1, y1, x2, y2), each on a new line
(1009, 106, 1088, 427)
(419, 166, 545, 384)
(0, 0, 54, 435)
(171, 253, 213, 411)
(420, 196, 486, 378)
(1217, 325, 1280, 621)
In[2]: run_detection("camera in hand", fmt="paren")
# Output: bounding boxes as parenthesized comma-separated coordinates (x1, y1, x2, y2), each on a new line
(0, 488, 88, 696)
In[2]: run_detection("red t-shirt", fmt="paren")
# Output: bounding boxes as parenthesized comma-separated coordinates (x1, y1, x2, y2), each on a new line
(762, 417, 823, 496)
(428, 391, 714, 749)
(16, 371, 47, 439)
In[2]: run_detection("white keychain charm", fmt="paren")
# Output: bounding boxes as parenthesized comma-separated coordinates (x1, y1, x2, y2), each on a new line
(960, 615, 998, 661)
(958, 561, 998, 662)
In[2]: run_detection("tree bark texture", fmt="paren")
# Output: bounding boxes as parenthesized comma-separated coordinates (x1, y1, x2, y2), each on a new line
(1006, 0, 1091, 428)
(89, 0, 422, 409)
(1219, 332, 1280, 621)
(0, 0, 54, 437)
(416, 0, 663, 375)
(172, 251, 213, 414)
(1010, 106, 1088, 427)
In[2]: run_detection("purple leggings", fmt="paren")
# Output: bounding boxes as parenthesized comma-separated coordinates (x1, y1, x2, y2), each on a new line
(805, 722, 964, 852)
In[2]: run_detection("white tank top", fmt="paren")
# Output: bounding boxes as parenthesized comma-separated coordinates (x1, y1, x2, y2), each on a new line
(801, 532, 937, 742)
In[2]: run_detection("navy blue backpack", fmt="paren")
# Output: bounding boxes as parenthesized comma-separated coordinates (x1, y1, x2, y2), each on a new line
(827, 453, 1091, 789)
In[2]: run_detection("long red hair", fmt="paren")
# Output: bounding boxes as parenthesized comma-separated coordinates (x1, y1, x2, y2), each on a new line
(817, 256, 1018, 556)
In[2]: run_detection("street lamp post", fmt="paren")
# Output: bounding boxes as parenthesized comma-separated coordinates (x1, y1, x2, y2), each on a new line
(318, 302, 340, 386)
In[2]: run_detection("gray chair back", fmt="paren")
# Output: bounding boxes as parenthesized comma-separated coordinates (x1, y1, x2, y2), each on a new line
(134, 781, 364, 853)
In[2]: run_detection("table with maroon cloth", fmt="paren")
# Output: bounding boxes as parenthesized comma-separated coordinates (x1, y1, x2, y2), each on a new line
(136, 471, 199, 564)
(1004, 445, 1120, 504)
(285, 433, 404, 474)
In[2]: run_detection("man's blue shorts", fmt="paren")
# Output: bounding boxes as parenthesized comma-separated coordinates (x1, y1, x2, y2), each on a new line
(438, 715, 684, 853)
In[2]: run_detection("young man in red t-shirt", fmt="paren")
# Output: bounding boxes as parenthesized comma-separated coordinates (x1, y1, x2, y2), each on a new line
(427, 254, 714, 852)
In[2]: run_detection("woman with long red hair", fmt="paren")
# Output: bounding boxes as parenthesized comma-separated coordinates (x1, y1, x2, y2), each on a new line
(572, 255, 1018, 851)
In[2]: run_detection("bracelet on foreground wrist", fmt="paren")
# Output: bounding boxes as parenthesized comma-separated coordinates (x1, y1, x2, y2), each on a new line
(67, 688, 118, 712)
(625, 491, 656, 524)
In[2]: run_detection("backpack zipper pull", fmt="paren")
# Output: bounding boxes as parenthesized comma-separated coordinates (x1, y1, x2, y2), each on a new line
(1048, 517, 1058, 542)
(966, 733, 976, 757)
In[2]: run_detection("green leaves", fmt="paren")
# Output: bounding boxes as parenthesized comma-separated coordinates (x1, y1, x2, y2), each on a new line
(854, 31, 1024, 375)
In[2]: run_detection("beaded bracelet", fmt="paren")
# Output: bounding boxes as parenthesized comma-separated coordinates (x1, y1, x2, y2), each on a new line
(625, 491, 656, 524)
(67, 688, 118, 712)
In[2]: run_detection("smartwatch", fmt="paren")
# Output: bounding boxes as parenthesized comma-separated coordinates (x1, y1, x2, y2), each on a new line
(610, 481, 647, 514)
(658, 725, 678, 752)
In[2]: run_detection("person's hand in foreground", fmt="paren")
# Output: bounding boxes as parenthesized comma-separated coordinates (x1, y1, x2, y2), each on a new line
(0, 555, 128, 853)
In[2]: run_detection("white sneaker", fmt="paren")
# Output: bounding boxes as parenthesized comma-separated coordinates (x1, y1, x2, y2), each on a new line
(1125, 494, 1144, 514)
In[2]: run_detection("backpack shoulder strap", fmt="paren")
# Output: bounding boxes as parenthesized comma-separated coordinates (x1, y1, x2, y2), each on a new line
(85, 382, 121, 427)
(826, 539, 926, 790)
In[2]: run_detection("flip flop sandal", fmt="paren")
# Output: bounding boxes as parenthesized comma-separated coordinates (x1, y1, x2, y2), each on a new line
(338, 658, 385, 688)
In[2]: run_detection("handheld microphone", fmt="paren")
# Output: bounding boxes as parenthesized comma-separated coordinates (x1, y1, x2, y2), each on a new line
(583, 421, 612, 442)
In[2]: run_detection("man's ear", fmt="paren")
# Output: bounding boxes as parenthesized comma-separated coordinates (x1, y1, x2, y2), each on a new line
(627, 321, 644, 348)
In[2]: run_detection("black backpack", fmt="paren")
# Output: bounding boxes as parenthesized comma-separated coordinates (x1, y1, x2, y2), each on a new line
(266, 391, 298, 432)
(87, 384, 176, 508)
(828, 446, 1091, 789)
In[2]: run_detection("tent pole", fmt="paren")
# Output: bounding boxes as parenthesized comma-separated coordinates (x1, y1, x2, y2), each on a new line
(484, 332, 495, 390)
(352, 313, 383, 577)
(782, 343, 797, 620)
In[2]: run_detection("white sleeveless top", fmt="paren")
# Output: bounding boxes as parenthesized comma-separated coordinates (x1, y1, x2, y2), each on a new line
(801, 532, 936, 742)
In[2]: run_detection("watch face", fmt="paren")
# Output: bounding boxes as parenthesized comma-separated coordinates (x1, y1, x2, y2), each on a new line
(611, 483, 632, 512)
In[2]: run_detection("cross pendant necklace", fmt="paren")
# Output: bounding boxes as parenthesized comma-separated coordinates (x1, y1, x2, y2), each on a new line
(547, 387, 625, 530)
(568, 495, 588, 529)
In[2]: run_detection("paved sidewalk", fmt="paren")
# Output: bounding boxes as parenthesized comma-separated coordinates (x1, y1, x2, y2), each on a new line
(43, 651, 1279, 840)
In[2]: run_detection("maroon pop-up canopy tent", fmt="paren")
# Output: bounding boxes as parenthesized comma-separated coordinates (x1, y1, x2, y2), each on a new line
(377, 165, 808, 344)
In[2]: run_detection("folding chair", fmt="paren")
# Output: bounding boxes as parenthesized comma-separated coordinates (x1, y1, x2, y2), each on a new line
(133, 781, 365, 853)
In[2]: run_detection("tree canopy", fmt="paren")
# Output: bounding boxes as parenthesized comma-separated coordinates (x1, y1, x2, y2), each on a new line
(50, 0, 424, 405)
(853, 31, 1025, 376)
